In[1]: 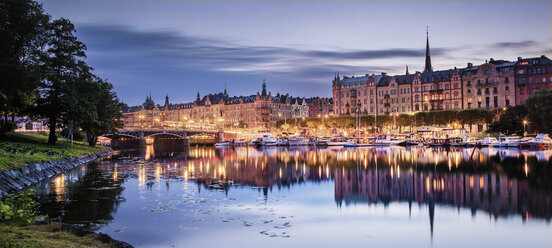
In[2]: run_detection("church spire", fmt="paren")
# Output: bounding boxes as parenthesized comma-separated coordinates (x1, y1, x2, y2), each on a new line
(424, 26, 433, 73)
(406, 65, 410, 75)
(261, 79, 267, 96)
(196, 91, 200, 102)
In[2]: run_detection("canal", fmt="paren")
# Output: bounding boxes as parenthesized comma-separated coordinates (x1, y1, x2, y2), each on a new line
(33, 144, 552, 247)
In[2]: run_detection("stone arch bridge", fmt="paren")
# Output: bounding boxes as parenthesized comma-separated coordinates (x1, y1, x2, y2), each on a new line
(103, 129, 235, 147)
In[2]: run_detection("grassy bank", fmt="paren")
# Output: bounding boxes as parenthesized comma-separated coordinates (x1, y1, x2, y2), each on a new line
(0, 132, 107, 171)
(0, 223, 112, 248)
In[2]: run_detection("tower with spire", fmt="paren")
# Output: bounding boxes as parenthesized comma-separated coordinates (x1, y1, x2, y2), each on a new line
(424, 26, 433, 73)
(261, 80, 267, 96)
(196, 91, 200, 102)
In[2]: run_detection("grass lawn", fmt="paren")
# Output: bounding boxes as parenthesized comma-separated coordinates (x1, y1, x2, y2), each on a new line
(0, 132, 107, 171)
(0, 223, 113, 248)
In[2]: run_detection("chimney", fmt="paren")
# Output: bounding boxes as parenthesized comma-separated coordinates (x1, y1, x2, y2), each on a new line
(467, 62, 473, 68)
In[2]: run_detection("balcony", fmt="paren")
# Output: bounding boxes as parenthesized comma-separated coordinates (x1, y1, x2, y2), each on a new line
(429, 98, 444, 103)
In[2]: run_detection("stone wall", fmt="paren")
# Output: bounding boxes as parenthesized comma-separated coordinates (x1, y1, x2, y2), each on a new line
(0, 149, 113, 197)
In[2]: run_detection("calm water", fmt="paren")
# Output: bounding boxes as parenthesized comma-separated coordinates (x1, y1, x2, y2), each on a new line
(34, 145, 552, 247)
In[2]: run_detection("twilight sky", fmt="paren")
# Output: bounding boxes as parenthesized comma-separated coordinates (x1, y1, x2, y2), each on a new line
(38, 0, 551, 106)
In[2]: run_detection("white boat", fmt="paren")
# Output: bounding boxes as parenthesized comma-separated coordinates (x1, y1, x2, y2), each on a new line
(525, 133, 552, 149)
(260, 134, 278, 146)
(491, 135, 521, 147)
(374, 135, 404, 146)
(451, 136, 480, 147)
(214, 141, 231, 147)
(276, 138, 289, 146)
(480, 136, 498, 147)
(326, 135, 353, 146)
(288, 137, 308, 146)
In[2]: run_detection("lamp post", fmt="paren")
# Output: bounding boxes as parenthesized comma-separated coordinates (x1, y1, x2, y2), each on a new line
(523, 119, 528, 136)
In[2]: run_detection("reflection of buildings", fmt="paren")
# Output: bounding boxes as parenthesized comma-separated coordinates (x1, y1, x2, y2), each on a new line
(107, 146, 552, 225)
(334, 166, 552, 224)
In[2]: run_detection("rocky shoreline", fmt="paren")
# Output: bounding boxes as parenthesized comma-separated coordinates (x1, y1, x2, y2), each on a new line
(0, 148, 113, 197)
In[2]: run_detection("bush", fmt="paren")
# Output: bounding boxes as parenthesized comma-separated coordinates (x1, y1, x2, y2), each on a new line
(0, 189, 42, 224)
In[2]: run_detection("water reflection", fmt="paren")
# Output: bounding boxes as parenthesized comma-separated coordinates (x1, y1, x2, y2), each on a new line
(33, 145, 552, 246)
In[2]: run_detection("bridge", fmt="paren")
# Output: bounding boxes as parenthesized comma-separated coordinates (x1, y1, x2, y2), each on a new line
(103, 128, 237, 147)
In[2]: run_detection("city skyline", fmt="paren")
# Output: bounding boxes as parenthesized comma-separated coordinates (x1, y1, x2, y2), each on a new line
(39, 1, 551, 105)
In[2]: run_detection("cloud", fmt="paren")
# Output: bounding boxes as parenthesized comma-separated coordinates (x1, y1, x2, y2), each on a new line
(74, 24, 458, 104)
(492, 40, 537, 49)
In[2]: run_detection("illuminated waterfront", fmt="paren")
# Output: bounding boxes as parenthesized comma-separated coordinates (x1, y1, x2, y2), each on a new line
(34, 145, 552, 247)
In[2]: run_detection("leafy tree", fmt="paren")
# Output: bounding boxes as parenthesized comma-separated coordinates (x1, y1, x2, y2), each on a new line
(35, 18, 87, 144)
(75, 77, 123, 146)
(525, 90, 552, 134)
(488, 105, 528, 135)
(0, 0, 49, 126)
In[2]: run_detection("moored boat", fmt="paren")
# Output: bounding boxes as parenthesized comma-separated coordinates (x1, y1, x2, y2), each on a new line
(523, 133, 552, 149)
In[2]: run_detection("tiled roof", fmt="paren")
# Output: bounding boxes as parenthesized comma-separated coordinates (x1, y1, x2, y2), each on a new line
(419, 69, 454, 83)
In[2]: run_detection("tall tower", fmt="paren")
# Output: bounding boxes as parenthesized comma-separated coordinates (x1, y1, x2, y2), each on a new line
(261, 79, 267, 96)
(424, 26, 433, 73)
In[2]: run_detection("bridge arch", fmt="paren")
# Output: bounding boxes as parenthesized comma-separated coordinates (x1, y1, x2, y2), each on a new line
(145, 132, 187, 140)
(101, 133, 140, 139)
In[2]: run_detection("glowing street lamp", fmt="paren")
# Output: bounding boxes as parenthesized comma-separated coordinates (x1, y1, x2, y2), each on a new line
(522, 119, 528, 136)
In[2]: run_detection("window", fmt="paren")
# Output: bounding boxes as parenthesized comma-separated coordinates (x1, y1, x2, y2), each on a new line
(364, 90, 367, 96)
(505, 86, 509, 91)
(467, 89, 471, 94)
(518, 69, 525, 74)
(520, 88, 524, 94)
(493, 87, 498, 94)
(505, 95, 510, 106)
(505, 77, 509, 83)
(477, 89, 481, 95)
(364, 99, 367, 104)
(519, 78, 526, 84)
(484, 70, 489, 74)
(529, 88, 533, 94)
(544, 77, 547, 83)
(520, 99, 524, 104)
(536, 78, 541, 83)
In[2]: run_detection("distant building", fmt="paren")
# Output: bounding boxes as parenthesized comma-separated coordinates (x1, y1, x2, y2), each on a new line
(121, 82, 310, 130)
(331, 29, 551, 117)
(515, 56, 552, 105)
(305, 97, 333, 117)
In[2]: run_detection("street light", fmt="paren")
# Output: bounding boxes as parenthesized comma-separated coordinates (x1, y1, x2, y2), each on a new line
(523, 119, 528, 136)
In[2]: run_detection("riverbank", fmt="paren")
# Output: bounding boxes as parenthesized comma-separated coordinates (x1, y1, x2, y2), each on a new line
(0, 132, 107, 171)
(0, 132, 112, 197)
(0, 223, 132, 248)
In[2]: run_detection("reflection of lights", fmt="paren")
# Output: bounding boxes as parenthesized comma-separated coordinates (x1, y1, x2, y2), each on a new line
(52, 175, 66, 202)
(113, 164, 118, 181)
(469, 176, 474, 189)
(479, 176, 484, 189)
(425, 177, 430, 193)
(155, 164, 161, 182)
(138, 165, 146, 187)
(525, 162, 528, 177)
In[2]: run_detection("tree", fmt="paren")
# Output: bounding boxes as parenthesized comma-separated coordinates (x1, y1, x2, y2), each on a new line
(0, 0, 49, 127)
(35, 18, 87, 144)
(75, 77, 123, 146)
(525, 90, 552, 134)
(488, 105, 528, 135)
